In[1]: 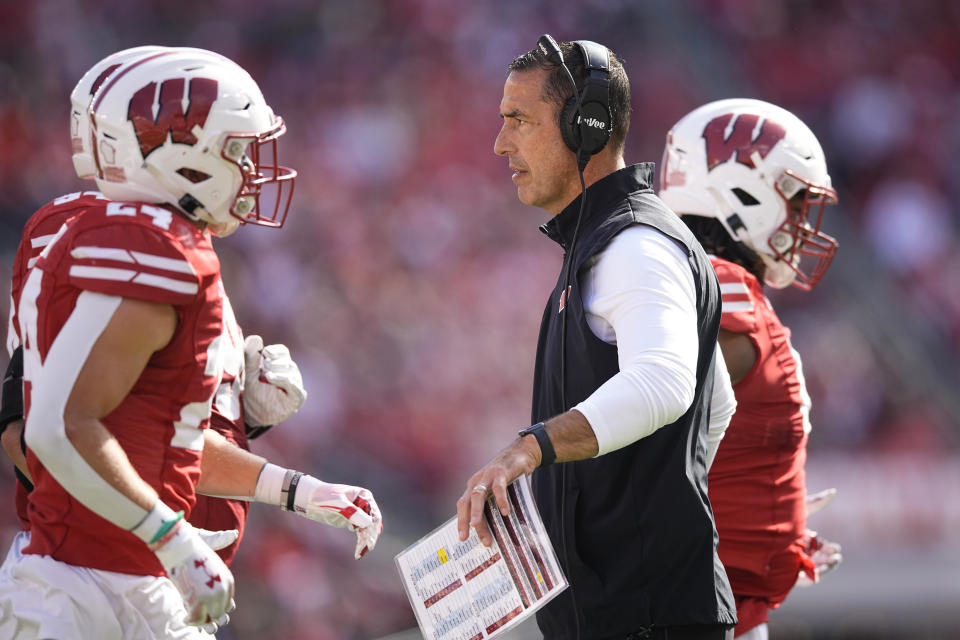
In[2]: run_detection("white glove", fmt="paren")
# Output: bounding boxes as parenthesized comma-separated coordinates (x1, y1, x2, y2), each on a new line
(806, 487, 837, 516)
(192, 527, 238, 632)
(796, 487, 841, 587)
(292, 476, 383, 560)
(255, 464, 383, 559)
(194, 598, 236, 635)
(795, 529, 842, 587)
(196, 527, 239, 551)
(243, 335, 307, 427)
(132, 503, 235, 630)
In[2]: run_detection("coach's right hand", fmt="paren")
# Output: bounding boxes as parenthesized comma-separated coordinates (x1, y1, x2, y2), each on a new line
(132, 501, 235, 630)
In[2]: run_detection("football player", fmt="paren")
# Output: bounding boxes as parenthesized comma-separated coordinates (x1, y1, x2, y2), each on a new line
(0, 48, 380, 640)
(660, 98, 843, 640)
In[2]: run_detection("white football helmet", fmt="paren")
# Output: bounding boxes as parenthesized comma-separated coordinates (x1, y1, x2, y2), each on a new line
(89, 49, 295, 236)
(70, 46, 166, 180)
(660, 98, 838, 290)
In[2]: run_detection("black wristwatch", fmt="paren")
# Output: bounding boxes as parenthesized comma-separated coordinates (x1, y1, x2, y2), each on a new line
(518, 421, 556, 467)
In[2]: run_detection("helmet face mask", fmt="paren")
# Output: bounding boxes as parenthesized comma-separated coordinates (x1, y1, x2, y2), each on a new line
(660, 98, 838, 290)
(224, 118, 295, 229)
(89, 49, 296, 236)
(764, 171, 838, 290)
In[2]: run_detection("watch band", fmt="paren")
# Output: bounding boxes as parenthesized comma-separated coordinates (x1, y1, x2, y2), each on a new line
(518, 421, 556, 467)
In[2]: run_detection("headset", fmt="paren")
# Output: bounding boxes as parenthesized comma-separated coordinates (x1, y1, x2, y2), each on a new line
(534, 34, 612, 640)
(537, 35, 612, 171)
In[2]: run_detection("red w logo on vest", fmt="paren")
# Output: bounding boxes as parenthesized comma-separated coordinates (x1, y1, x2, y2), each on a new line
(702, 113, 786, 171)
(128, 78, 218, 158)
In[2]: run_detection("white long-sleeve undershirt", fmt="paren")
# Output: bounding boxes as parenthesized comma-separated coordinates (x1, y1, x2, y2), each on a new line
(573, 225, 734, 465)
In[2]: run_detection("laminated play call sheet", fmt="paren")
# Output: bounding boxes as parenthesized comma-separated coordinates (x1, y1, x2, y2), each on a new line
(395, 476, 567, 640)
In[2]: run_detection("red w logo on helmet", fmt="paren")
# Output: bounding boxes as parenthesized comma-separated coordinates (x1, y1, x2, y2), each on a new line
(128, 78, 218, 158)
(702, 113, 786, 171)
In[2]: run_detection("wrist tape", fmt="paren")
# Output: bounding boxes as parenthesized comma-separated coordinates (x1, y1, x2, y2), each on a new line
(254, 462, 304, 511)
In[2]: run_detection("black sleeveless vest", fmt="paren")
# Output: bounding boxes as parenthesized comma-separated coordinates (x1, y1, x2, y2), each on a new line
(530, 164, 736, 638)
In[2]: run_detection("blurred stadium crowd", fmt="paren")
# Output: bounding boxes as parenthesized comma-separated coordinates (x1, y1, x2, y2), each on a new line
(0, 1, 958, 638)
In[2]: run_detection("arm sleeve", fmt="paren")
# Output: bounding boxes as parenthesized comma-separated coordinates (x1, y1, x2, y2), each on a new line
(707, 346, 736, 469)
(574, 226, 699, 456)
(24, 292, 151, 529)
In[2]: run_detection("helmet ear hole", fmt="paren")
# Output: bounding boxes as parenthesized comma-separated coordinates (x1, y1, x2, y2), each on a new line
(177, 168, 211, 183)
(731, 187, 760, 206)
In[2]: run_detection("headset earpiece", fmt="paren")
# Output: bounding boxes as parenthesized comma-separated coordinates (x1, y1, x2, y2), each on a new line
(560, 97, 611, 157)
(558, 40, 612, 160)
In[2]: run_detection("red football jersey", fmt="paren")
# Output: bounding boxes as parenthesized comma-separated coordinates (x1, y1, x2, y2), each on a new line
(706, 257, 813, 631)
(7, 192, 253, 566)
(19, 198, 223, 576)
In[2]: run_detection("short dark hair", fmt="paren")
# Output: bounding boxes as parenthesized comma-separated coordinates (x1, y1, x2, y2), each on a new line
(508, 40, 630, 155)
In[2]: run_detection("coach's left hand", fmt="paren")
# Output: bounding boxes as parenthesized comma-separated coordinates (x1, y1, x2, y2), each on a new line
(456, 437, 540, 547)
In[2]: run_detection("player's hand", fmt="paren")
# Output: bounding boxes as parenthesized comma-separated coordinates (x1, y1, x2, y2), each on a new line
(243, 335, 307, 427)
(292, 476, 383, 559)
(806, 487, 837, 516)
(197, 599, 236, 635)
(134, 506, 235, 629)
(195, 527, 239, 551)
(795, 529, 842, 587)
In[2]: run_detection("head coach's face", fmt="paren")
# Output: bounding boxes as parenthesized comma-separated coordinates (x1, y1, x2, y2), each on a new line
(494, 67, 581, 215)
(494, 40, 630, 216)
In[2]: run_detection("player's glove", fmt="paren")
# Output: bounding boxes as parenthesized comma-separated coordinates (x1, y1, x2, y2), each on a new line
(196, 527, 239, 551)
(292, 476, 383, 559)
(195, 524, 240, 631)
(132, 502, 235, 630)
(795, 529, 842, 587)
(255, 464, 383, 559)
(243, 335, 307, 428)
(796, 487, 841, 587)
(806, 487, 837, 516)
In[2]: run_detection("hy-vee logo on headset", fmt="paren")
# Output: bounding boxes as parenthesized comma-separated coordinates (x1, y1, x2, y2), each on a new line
(577, 115, 607, 130)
